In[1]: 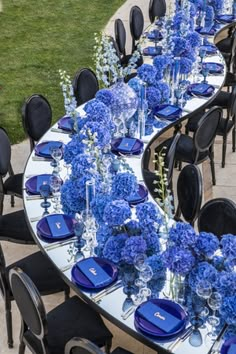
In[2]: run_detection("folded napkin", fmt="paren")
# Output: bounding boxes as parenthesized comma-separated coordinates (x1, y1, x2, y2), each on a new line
(36, 175, 51, 192)
(143, 46, 162, 56)
(117, 138, 136, 152)
(76, 258, 112, 287)
(199, 26, 215, 35)
(200, 44, 217, 54)
(39, 141, 62, 156)
(204, 63, 223, 73)
(137, 302, 184, 333)
(157, 106, 179, 117)
(47, 215, 70, 237)
(217, 14, 234, 23)
(191, 83, 211, 95)
(228, 343, 236, 354)
(148, 30, 163, 40)
(58, 117, 74, 130)
(126, 191, 141, 202)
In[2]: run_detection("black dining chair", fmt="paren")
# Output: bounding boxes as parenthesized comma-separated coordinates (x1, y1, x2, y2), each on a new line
(216, 27, 236, 70)
(142, 133, 180, 202)
(129, 6, 144, 54)
(175, 106, 222, 185)
(174, 165, 202, 226)
(22, 94, 52, 152)
(198, 198, 236, 238)
(65, 337, 133, 354)
(149, 0, 166, 23)
(9, 267, 113, 354)
(185, 87, 236, 168)
(0, 243, 70, 348)
(114, 19, 132, 67)
(72, 68, 99, 106)
(0, 127, 23, 214)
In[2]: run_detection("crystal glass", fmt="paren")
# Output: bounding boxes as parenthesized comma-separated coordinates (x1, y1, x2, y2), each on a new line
(199, 48, 206, 64)
(134, 253, 147, 272)
(196, 280, 212, 317)
(50, 146, 62, 175)
(139, 264, 153, 299)
(174, 87, 182, 106)
(201, 64, 209, 83)
(49, 175, 61, 212)
(207, 292, 222, 339)
(39, 184, 51, 216)
(81, 210, 97, 257)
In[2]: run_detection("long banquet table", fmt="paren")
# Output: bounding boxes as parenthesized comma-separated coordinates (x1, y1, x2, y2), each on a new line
(23, 20, 234, 354)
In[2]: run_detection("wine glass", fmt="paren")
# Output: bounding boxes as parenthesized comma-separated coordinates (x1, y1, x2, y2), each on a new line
(174, 87, 182, 106)
(199, 48, 206, 64)
(49, 175, 61, 212)
(201, 64, 209, 83)
(81, 210, 97, 257)
(196, 280, 212, 317)
(50, 146, 62, 175)
(207, 292, 222, 340)
(113, 116, 123, 137)
(139, 264, 153, 300)
(39, 184, 51, 216)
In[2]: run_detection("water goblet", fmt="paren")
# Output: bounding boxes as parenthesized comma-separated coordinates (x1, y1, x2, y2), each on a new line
(199, 48, 206, 64)
(49, 175, 61, 212)
(81, 210, 97, 257)
(139, 264, 153, 300)
(50, 146, 62, 175)
(174, 87, 182, 107)
(39, 184, 51, 216)
(113, 116, 123, 137)
(134, 253, 147, 273)
(201, 64, 209, 83)
(207, 292, 222, 340)
(196, 280, 212, 317)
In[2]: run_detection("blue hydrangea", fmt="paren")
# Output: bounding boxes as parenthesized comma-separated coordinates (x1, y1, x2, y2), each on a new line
(172, 11, 188, 31)
(128, 77, 142, 96)
(169, 222, 197, 249)
(137, 64, 157, 85)
(143, 231, 160, 255)
(154, 81, 170, 104)
(214, 271, 236, 297)
(208, 0, 224, 12)
(188, 261, 218, 290)
(212, 255, 225, 271)
(121, 236, 147, 264)
(153, 55, 172, 77)
(61, 179, 86, 215)
(205, 5, 214, 25)
(71, 153, 96, 178)
(103, 200, 131, 226)
(195, 232, 219, 258)
(146, 254, 166, 280)
(220, 296, 236, 325)
(103, 234, 128, 264)
(162, 246, 195, 276)
(172, 36, 189, 57)
(125, 220, 141, 236)
(81, 121, 112, 148)
(186, 31, 201, 49)
(221, 234, 236, 258)
(91, 194, 112, 223)
(76, 116, 89, 131)
(146, 86, 161, 108)
(111, 172, 138, 199)
(84, 99, 111, 123)
(63, 135, 84, 164)
(95, 89, 114, 107)
(136, 202, 163, 232)
(180, 57, 193, 74)
(96, 223, 113, 248)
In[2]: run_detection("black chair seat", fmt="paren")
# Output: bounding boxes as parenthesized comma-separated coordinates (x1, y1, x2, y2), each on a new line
(175, 135, 208, 163)
(208, 91, 231, 109)
(217, 117, 234, 135)
(0, 210, 35, 244)
(216, 37, 232, 53)
(24, 296, 112, 354)
(6, 251, 68, 296)
(185, 110, 205, 132)
(3, 173, 23, 197)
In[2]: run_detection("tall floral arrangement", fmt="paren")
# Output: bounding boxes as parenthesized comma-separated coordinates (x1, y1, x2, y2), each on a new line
(59, 70, 78, 125)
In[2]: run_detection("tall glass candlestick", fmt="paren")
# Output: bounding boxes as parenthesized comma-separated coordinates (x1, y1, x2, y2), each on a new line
(85, 179, 95, 214)
(137, 82, 146, 139)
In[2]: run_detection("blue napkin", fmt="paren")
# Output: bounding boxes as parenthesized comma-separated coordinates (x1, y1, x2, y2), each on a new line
(58, 117, 74, 130)
(47, 215, 70, 237)
(117, 138, 136, 152)
(126, 191, 141, 202)
(157, 106, 179, 117)
(76, 258, 112, 287)
(192, 83, 211, 95)
(147, 30, 163, 40)
(228, 343, 236, 354)
(200, 45, 217, 54)
(143, 46, 162, 56)
(36, 175, 51, 192)
(217, 14, 234, 23)
(205, 63, 222, 73)
(40, 141, 62, 156)
(137, 302, 184, 333)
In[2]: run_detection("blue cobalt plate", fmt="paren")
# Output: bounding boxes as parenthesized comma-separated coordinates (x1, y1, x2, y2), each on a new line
(125, 184, 148, 206)
(143, 46, 162, 56)
(146, 30, 163, 41)
(71, 257, 118, 290)
(154, 104, 182, 121)
(34, 141, 63, 158)
(111, 137, 144, 156)
(221, 336, 236, 354)
(216, 14, 234, 23)
(134, 299, 187, 338)
(199, 44, 217, 55)
(25, 174, 53, 195)
(201, 62, 224, 74)
(196, 26, 215, 35)
(36, 214, 74, 240)
(187, 83, 215, 97)
(58, 116, 74, 131)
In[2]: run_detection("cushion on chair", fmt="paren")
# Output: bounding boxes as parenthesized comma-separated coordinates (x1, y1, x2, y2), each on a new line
(112, 347, 134, 354)
(23, 296, 112, 354)
(185, 111, 205, 132)
(3, 173, 23, 197)
(216, 118, 234, 136)
(175, 135, 208, 163)
(6, 251, 69, 295)
(0, 210, 35, 244)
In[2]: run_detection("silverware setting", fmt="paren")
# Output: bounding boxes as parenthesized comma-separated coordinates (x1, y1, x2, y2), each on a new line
(167, 325, 194, 352)
(29, 216, 42, 222)
(51, 127, 70, 134)
(26, 195, 52, 201)
(91, 281, 122, 302)
(208, 324, 228, 354)
(44, 237, 77, 251)
(60, 262, 76, 273)
(32, 156, 52, 162)
(121, 305, 137, 320)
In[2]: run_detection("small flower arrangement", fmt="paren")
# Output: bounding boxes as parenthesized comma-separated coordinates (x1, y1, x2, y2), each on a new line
(59, 69, 77, 123)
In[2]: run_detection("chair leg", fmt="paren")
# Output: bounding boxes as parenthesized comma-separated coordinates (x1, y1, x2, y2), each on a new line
(11, 195, 15, 208)
(5, 300, 13, 348)
(64, 287, 70, 301)
(0, 193, 4, 215)
(232, 126, 236, 152)
(104, 337, 112, 354)
(209, 150, 216, 185)
(222, 135, 227, 168)
(19, 341, 25, 354)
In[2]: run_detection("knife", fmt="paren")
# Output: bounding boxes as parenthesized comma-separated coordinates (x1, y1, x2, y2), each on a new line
(167, 325, 194, 352)
(51, 127, 70, 134)
(91, 281, 122, 302)
(32, 156, 52, 162)
(44, 237, 77, 251)
(207, 324, 228, 354)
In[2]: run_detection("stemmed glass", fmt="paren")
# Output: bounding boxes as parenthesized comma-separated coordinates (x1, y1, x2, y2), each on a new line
(201, 64, 209, 83)
(196, 280, 212, 317)
(113, 116, 123, 137)
(133, 253, 147, 304)
(139, 264, 153, 301)
(199, 48, 206, 64)
(81, 210, 97, 257)
(49, 175, 61, 213)
(50, 146, 62, 175)
(174, 87, 182, 107)
(39, 184, 51, 216)
(207, 292, 222, 340)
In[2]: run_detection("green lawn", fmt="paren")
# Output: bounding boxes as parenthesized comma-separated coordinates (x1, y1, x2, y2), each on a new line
(0, 0, 125, 143)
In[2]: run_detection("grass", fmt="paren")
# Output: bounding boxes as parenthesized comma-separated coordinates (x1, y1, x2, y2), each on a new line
(0, 0, 125, 143)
